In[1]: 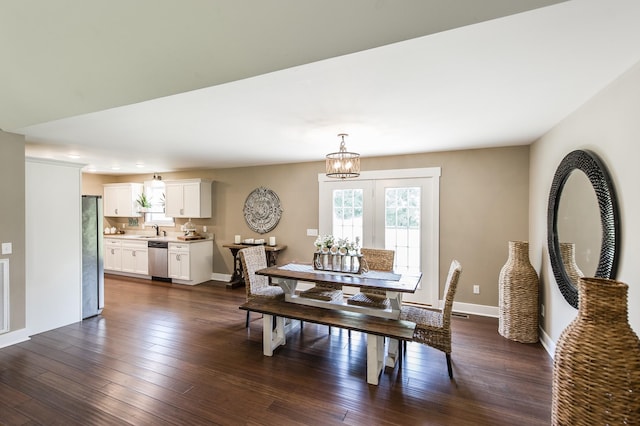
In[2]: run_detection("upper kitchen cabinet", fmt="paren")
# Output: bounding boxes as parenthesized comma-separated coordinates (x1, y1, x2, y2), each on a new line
(164, 179, 212, 218)
(103, 183, 143, 217)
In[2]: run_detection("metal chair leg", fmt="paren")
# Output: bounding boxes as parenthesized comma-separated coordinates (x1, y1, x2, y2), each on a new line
(245, 311, 250, 328)
(446, 353, 453, 379)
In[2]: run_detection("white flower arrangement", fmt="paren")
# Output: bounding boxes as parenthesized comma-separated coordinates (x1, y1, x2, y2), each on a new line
(314, 235, 360, 254)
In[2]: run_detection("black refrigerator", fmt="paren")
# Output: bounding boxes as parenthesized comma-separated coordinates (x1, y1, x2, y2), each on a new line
(82, 195, 105, 319)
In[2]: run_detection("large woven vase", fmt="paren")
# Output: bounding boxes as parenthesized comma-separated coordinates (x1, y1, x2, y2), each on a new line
(552, 277, 640, 425)
(560, 242, 584, 285)
(498, 241, 539, 343)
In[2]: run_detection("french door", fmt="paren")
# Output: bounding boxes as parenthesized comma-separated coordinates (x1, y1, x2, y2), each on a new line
(318, 168, 440, 306)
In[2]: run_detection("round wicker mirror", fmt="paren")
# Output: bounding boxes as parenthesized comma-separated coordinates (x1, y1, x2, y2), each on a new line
(547, 149, 620, 308)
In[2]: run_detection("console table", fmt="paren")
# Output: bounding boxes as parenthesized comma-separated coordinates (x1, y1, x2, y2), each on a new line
(223, 243, 287, 288)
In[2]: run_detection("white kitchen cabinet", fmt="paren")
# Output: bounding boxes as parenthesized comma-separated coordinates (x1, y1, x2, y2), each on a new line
(121, 240, 149, 275)
(103, 183, 143, 217)
(104, 237, 211, 284)
(164, 179, 212, 218)
(168, 243, 190, 280)
(168, 240, 213, 285)
(105, 238, 148, 276)
(104, 239, 123, 271)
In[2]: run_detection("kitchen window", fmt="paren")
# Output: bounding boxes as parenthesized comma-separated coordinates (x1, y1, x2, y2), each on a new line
(143, 180, 174, 226)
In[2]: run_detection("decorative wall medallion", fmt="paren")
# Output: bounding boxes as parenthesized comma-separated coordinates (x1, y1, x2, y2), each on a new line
(243, 187, 283, 234)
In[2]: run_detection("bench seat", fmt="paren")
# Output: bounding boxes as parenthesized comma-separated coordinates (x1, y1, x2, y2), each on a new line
(240, 299, 416, 341)
(240, 299, 416, 385)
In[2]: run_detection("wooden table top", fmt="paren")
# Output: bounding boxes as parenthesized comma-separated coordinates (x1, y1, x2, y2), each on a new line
(256, 263, 422, 293)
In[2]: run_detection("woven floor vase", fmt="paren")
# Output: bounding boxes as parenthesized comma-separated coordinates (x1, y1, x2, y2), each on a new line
(498, 241, 539, 343)
(552, 277, 640, 425)
(560, 242, 584, 286)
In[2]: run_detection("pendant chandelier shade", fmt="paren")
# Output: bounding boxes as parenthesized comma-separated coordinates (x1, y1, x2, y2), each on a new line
(326, 133, 360, 179)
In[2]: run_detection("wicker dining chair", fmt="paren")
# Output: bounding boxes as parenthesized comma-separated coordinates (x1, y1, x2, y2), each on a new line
(239, 245, 284, 327)
(400, 259, 462, 379)
(346, 248, 395, 309)
(360, 248, 395, 272)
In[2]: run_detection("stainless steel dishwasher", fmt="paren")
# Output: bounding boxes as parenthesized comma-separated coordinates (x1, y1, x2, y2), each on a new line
(148, 240, 170, 281)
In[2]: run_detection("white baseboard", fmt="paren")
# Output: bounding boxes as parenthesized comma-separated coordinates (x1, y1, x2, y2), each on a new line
(0, 328, 31, 349)
(452, 301, 499, 318)
(538, 326, 555, 358)
(211, 273, 232, 283)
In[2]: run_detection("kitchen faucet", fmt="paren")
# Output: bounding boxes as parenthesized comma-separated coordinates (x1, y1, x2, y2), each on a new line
(152, 224, 159, 236)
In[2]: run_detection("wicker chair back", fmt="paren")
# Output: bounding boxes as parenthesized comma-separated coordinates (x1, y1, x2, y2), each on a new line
(239, 245, 269, 298)
(360, 248, 395, 272)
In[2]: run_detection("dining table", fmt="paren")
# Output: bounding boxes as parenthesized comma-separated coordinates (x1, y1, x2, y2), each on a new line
(255, 262, 422, 384)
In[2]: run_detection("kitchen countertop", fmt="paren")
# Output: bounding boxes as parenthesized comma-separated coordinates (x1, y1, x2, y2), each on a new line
(103, 234, 213, 243)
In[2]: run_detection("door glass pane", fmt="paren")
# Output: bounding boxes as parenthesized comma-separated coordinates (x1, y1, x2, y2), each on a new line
(332, 188, 363, 244)
(384, 187, 421, 272)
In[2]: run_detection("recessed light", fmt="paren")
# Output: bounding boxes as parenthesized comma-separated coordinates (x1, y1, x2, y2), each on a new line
(67, 154, 81, 159)
(111, 166, 120, 171)
(136, 162, 145, 168)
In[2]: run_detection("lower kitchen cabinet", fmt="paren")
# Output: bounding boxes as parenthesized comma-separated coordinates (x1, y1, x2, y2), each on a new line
(121, 240, 149, 275)
(104, 239, 123, 271)
(105, 238, 149, 276)
(168, 240, 213, 285)
(168, 243, 190, 280)
(105, 237, 212, 285)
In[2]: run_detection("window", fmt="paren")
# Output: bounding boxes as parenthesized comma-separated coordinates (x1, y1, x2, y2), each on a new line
(384, 186, 421, 272)
(143, 180, 174, 226)
(332, 188, 363, 243)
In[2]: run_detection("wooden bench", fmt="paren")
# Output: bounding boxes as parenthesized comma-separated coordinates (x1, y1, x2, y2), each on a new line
(240, 299, 416, 385)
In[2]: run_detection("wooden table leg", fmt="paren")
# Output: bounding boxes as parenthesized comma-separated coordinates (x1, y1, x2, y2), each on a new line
(273, 278, 298, 298)
(262, 314, 286, 356)
(366, 334, 385, 385)
(386, 291, 402, 319)
(386, 338, 400, 368)
(227, 247, 245, 289)
(266, 251, 279, 267)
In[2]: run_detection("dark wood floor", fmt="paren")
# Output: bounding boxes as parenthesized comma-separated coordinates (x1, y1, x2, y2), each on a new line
(0, 275, 552, 425)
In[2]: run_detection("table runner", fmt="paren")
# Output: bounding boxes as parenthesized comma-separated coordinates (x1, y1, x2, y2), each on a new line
(279, 263, 401, 281)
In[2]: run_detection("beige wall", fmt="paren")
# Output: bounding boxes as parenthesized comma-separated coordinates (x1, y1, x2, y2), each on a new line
(0, 131, 26, 332)
(90, 145, 530, 308)
(82, 172, 110, 196)
(530, 60, 640, 343)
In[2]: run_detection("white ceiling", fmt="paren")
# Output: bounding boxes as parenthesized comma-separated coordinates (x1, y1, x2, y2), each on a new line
(3, 0, 640, 175)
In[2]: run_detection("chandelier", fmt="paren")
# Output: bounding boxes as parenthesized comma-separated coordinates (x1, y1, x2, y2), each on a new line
(325, 133, 360, 179)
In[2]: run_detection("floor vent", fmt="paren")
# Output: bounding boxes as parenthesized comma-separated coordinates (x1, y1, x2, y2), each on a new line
(452, 312, 469, 319)
(0, 259, 8, 334)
